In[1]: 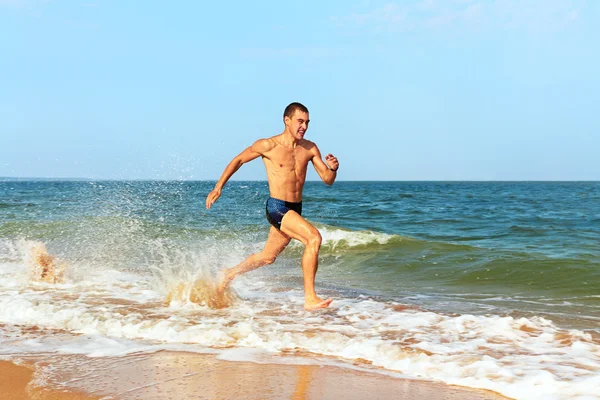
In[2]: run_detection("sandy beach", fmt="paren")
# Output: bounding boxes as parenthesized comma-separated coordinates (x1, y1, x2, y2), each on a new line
(0, 360, 97, 399)
(2, 351, 509, 400)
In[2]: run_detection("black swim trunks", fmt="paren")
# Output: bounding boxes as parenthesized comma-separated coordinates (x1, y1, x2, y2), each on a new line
(265, 197, 302, 230)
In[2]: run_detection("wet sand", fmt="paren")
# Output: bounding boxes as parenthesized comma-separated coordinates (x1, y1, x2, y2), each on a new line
(0, 360, 98, 399)
(1, 352, 510, 400)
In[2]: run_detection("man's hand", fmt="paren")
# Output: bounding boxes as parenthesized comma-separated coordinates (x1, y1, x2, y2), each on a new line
(325, 154, 339, 172)
(206, 188, 222, 210)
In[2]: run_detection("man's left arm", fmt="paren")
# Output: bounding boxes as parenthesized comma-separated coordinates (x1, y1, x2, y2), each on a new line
(311, 144, 339, 186)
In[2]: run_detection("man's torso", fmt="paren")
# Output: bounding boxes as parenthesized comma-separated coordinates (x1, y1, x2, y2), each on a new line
(261, 137, 315, 202)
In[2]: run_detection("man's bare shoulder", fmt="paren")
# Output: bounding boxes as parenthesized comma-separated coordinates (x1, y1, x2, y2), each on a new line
(300, 139, 319, 153)
(251, 137, 278, 153)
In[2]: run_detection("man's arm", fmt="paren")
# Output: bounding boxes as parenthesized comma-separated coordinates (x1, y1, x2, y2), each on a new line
(310, 144, 339, 186)
(206, 139, 272, 209)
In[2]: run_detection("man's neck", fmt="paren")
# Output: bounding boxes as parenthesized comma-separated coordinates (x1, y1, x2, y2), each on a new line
(279, 131, 300, 148)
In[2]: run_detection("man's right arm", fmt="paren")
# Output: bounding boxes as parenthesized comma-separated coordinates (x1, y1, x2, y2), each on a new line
(206, 139, 272, 209)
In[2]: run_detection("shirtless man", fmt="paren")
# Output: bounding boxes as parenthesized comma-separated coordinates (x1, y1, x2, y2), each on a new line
(205, 102, 339, 311)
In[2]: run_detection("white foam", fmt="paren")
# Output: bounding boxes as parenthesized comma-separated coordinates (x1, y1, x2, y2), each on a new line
(308, 226, 397, 249)
(1, 264, 599, 399)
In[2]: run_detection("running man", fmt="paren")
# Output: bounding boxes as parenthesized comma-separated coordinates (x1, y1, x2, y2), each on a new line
(205, 102, 339, 310)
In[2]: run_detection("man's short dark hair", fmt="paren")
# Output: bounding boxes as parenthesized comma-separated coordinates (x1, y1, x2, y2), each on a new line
(283, 102, 309, 121)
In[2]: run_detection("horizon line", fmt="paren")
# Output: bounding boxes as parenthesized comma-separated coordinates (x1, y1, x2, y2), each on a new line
(1, 177, 599, 183)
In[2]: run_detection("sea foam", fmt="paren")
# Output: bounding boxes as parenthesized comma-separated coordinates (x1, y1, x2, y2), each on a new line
(0, 264, 598, 400)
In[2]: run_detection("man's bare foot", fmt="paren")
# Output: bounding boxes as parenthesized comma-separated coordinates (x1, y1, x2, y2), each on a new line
(217, 267, 241, 295)
(304, 297, 333, 311)
(217, 279, 230, 295)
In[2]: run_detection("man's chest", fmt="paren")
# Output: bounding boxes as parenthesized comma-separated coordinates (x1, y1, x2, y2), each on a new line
(266, 147, 312, 169)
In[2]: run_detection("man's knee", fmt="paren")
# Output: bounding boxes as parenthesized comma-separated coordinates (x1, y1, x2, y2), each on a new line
(260, 253, 277, 265)
(307, 229, 322, 249)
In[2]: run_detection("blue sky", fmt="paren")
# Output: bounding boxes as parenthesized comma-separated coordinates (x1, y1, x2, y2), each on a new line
(1, 0, 598, 181)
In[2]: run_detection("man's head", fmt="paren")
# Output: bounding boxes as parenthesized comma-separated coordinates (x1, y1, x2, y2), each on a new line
(283, 102, 310, 140)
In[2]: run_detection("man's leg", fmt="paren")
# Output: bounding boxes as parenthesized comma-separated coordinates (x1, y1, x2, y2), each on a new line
(217, 226, 291, 294)
(279, 211, 332, 311)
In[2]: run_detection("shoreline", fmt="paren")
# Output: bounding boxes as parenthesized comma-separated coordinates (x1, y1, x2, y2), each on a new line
(0, 360, 99, 399)
(2, 351, 510, 400)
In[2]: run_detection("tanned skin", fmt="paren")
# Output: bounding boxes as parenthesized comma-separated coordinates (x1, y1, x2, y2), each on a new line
(206, 106, 339, 310)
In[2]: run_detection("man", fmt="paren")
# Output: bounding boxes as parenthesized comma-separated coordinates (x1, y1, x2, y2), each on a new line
(205, 102, 339, 310)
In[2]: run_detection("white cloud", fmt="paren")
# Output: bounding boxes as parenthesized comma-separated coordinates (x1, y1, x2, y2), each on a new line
(424, 2, 484, 29)
(0, 0, 34, 5)
(332, 0, 587, 33)
(0, 0, 49, 8)
(332, 3, 411, 31)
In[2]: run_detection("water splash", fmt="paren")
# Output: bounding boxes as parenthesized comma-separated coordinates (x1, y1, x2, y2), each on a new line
(166, 278, 236, 309)
(24, 241, 65, 283)
(148, 239, 240, 309)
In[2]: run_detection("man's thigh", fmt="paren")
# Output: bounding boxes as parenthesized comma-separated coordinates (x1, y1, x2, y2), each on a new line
(279, 211, 318, 245)
(262, 226, 291, 257)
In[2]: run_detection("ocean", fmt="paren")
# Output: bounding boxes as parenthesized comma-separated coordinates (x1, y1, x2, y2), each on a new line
(1, 180, 599, 399)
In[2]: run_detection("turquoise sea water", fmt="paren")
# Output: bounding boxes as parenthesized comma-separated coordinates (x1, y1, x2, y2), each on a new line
(1, 180, 599, 399)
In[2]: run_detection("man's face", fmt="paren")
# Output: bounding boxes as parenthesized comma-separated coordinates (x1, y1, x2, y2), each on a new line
(286, 110, 310, 140)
